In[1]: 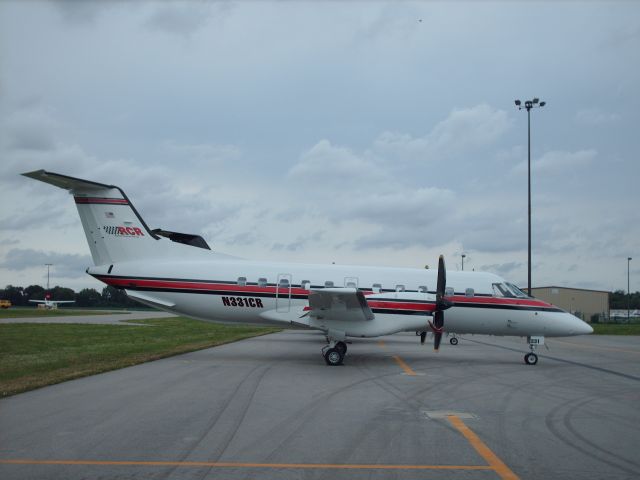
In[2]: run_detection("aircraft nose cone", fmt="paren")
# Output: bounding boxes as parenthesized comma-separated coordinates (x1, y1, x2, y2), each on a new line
(570, 316, 594, 335)
(582, 322, 594, 334)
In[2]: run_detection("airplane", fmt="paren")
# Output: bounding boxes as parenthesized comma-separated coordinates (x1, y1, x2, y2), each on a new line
(22, 169, 593, 366)
(29, 294, 75, 309)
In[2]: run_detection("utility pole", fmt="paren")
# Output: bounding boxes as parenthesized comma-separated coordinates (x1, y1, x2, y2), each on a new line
(629, 257, 633, 323)
(45, 263, 53, 291)
(461, 254, 466, 271)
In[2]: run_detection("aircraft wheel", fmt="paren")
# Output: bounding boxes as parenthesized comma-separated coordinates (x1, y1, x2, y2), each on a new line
(324, 348, 344, 366)
(335, 341, 347, 356)
(524, 353, 538, 365)
(450, 337, 458, 346)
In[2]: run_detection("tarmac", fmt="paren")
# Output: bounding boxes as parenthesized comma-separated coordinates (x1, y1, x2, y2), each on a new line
(1, 328, 639, 480)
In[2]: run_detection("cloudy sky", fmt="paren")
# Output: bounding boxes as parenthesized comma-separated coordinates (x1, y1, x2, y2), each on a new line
(0, 0, 638, 294)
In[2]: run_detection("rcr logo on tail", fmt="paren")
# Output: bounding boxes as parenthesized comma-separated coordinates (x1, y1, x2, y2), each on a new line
(103, 226, 144, 236)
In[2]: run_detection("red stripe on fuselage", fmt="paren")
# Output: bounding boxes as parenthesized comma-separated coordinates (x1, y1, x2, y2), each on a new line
(367, 300, 433, 312)
(448, 295, 550, 309)
(94, 276, 555, 310)
(74, 197, 129, 205)
(98, 276, 308, 296)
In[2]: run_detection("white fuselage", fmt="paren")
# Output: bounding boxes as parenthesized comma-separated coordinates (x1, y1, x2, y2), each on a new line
(88, 255, 593, 339)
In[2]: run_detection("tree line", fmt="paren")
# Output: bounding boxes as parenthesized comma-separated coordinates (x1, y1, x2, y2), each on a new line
(0, 284, 143, 309)
(610, 290, 640, 310)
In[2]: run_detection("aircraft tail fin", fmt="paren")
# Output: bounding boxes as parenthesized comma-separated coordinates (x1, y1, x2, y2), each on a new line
(22, 170, 163, 266)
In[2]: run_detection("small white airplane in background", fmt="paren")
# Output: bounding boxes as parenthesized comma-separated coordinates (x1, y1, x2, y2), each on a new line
(23, 170, 593, 366)
(29, 294, 75, 309)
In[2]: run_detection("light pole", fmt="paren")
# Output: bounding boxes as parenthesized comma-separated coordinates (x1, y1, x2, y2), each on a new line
(45, 263, 53, 291)
(461, 254, 466, 271)
(515, 98, 546, 296)
(629, 257, 633, 323)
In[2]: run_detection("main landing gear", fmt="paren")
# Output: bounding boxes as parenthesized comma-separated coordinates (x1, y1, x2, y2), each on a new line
(322, 331, 348, 366)
(449, 335, 459, 346)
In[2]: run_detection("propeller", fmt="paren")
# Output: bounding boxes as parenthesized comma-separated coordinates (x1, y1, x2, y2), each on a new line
(429, 255, 452, 351)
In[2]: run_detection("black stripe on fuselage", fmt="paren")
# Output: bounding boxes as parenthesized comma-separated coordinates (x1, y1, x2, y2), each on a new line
(92, 274, 497, 297)
(451, 302, 563, 313)
(93, 275, 561, 314)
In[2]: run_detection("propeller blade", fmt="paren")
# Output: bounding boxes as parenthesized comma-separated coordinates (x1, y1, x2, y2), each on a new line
(431, 310, 444, 351)
(436, 255, 446, 300)
(434, 331, 443, 351)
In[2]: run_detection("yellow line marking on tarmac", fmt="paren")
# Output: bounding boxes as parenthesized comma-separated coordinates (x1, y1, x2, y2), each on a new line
(447, 415, 520, 480)
(1, 416, 519, 478)
(376, 339, 418, 375)
(0, 459, 492, 471)
(551, 338, 640, 355)
(392, 355, 417, 376)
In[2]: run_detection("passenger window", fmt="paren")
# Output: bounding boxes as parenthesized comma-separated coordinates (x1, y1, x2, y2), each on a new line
(372, 283, 382, 293)
(445, 287, 455, 296)
(237, 276, 247, 286)
(465, 288, 474, 297)
(301, 280, 311, 290)
(258, 277, 268, 288)
(418, 285, 428, 293)
(325, 280, 334, 287)
(396, 284, 405, 292)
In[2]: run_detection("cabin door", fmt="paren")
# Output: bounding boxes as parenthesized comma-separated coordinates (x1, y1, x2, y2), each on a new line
(276, 273, 292, 313)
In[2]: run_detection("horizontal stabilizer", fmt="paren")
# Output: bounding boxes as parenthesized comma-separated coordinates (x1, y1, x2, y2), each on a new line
(125, 290, 176, 309)
(22, 170, 115, 193)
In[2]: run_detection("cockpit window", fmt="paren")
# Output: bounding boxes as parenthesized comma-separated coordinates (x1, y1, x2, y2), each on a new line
(492, 283, 514, 298)
(505, 283, 528, 298)
(492, 282, 528, 298)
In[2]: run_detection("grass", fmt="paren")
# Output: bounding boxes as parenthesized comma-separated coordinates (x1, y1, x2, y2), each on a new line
(0, 317, 279, 397)
(592, 323, 640, 335)
(0, 308, 116, 319)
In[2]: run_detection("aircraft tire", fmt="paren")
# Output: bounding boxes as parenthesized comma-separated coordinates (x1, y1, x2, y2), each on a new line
(524, 353, 538, 365)
(335, 341, 347, 356)
(450, 337, 458, 346)
(324, 348, 344, 366)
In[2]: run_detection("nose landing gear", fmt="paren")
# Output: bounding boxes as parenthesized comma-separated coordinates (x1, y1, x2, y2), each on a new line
(524, 335, 544, 365)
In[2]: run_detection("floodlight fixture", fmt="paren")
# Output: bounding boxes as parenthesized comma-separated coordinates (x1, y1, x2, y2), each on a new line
(515, 99, 521, 106)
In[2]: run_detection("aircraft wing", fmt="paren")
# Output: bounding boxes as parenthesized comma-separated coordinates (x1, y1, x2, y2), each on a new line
(51, 301, 75, 304)
(29, 300, 46, 303)
(307, 288, 375, 322)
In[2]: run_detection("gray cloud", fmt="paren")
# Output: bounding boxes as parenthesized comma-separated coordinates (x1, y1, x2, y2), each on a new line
(1, 1, 638, 292)
(575, 109, 621, 126)
(145, 1, 233, 37)
(52, 0, 107, 25)
(1, 249, 92, 279)
(372, 105, 512, 163)
(479, 262, 524, 277)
